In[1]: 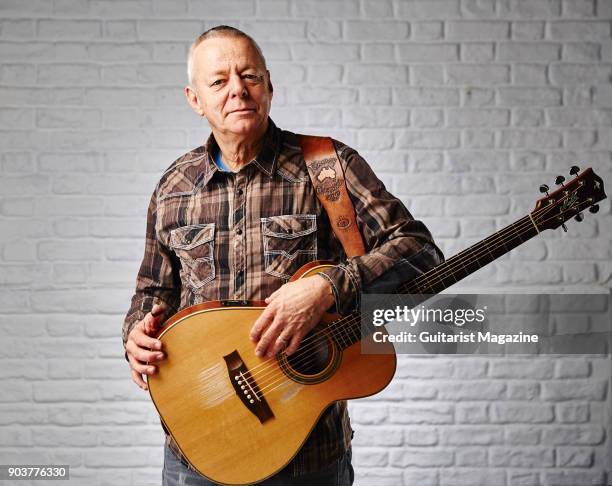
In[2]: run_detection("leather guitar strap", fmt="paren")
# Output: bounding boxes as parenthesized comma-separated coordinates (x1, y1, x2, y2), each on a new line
(299, 135, 366, 258)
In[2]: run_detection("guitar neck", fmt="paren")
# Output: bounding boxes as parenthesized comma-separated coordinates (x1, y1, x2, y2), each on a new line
(331, 214, 540, 351)
(401, 214, 539, 295)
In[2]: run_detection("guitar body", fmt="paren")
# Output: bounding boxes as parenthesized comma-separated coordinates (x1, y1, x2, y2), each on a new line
(148, 262, 397, 485)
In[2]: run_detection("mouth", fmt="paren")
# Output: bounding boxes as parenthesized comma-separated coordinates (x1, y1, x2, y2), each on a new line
(230, 108, 256, 114)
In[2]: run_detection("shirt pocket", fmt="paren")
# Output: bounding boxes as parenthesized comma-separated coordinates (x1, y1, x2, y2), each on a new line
(169, 223, 215, 291)
(261, 214, 317, 280)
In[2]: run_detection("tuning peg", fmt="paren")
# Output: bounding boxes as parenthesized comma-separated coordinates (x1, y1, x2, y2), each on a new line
(539, 184, 549, 194)
(561, 223, 568, 232)
(589, 205, 599, 214)
(555, 175, 565, 185)
(574, 213, 584, 222)
(570, 165, 580, 176)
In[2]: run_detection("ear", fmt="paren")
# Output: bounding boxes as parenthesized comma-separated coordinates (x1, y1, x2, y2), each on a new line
(185, 85, 205, 117)
(266, 70, 273, 96)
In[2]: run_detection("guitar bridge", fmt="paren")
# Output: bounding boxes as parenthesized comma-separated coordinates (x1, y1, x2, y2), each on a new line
(223, 350, 274, 424)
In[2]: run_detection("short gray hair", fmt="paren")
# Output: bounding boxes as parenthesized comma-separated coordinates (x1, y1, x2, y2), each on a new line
(187, 25, 267, 84)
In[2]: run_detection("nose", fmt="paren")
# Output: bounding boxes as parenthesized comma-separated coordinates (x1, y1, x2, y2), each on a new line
(228, 74, 248, 99)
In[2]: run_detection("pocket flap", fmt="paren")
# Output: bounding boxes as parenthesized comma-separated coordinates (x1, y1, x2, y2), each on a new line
(170, 223, 215, 250)
(261, 215, 316, 239)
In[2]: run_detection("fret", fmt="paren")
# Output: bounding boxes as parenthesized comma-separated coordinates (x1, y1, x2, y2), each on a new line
(331, 321, 347, 348)
(484, 240, 497, 260)
(347, 321, 359, 345)
(339, 324, 349, 348)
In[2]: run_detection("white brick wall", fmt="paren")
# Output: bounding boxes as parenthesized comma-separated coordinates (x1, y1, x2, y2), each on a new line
(1, 1, 611, 485)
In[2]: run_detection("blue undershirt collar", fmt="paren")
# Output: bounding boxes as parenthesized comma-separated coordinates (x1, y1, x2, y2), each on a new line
(213, 148, 233, 173)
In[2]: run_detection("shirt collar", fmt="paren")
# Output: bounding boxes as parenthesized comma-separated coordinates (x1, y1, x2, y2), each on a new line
(201, 118, 282, 186)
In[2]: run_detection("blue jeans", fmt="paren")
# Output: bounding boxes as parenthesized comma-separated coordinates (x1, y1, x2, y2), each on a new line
(162, 442, 354, 486)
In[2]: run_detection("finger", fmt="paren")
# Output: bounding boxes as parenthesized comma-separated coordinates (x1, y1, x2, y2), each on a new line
(126, 338, 164, 365)
(265, 288, 281, 303)
(144, 313, 160, 335)
(151, 302, 167, 317)
(131, 323, 163, 351)
(128, 353, 159, 375)
(145, 303, 169, 334)
(126, 339, 164, 363)
(284, 331, 304, 357)
(256, 317, 286, 358)
(130, 368, 149, 390)
(250, 306, 275, 343)
(271, 330, 292, 356)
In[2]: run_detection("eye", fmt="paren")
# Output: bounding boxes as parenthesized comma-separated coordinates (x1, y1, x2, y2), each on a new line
(210, 79, 225, 87)
(243, 74, 263, 82)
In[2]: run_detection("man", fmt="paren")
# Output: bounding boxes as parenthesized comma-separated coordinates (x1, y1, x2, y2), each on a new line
(123, 25, 443, 485)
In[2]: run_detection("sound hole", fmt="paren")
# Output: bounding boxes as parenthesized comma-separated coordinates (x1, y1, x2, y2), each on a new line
(285, 329, 331, 376)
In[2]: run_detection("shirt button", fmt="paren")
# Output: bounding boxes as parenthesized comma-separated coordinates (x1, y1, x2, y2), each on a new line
(236, 228, 242, 235)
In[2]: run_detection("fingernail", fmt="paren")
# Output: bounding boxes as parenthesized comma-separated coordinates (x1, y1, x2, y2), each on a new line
(156, 353, 164, 360)
(148, 367, 155, 373)
(154, 341, 162, 350)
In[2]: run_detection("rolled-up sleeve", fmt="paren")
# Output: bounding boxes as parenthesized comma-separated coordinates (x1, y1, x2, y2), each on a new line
(319, 142, 444, 315)
(122, 191, 180, 348)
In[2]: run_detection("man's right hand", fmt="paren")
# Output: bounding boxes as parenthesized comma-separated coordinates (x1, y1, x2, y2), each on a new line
(125, 302, 168, 391)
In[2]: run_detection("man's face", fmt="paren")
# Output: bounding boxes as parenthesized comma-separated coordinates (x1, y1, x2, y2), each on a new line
(186, 36, 273, 139)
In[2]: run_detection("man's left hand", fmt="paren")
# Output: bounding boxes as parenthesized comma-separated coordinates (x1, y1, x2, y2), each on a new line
(250, 275, 335, 358)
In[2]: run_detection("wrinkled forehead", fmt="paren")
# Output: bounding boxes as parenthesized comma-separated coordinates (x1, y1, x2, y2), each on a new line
(192, 36, 265, 77)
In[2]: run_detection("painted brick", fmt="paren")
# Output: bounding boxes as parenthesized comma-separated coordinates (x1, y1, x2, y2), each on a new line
(411, 21, 443, 40)
(490, 446, 555, 467)
(390, 448, 454, 467)
(498, 42, 561, 61)
(396, 0, 461, 19)
(38, 20, 102, 39)
(345, 21, 409, 40)
(397, 43, 458, 62)
(293, 0, 359, 17)
(499, 0, 562, 17)
(548, 21, 612, 40)
(439, 469, 505, 486)
(446, 21, 510, 40)
(512, 21, 546, 39)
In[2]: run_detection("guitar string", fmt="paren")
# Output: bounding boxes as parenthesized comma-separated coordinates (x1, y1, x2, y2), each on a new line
(242, 194, 589, 395)
(241, 191, 584, 390)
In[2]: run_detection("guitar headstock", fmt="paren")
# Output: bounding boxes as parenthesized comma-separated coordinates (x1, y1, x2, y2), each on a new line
(531, 166, 607, 232)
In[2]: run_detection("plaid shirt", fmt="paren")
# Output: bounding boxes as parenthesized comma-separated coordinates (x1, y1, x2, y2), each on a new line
(123, 118, 443, 477)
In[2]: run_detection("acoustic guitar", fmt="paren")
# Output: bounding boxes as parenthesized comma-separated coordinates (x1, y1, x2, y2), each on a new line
(148, 167, 606, 485)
